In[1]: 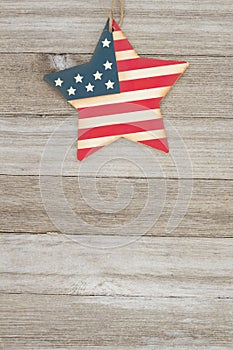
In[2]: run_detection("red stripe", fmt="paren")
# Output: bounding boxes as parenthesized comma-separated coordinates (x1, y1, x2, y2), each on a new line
(78, 98, 162, 118)
(120, 73, 181, 93)
(116, 57, 186, 72)
(114, 39, 134, 52)
(79, 119, 164, 140)
(139, 138, 169, 153)
(112, 20, 121, 32)
(77, 146, 103, 161)
(134, 97, 163, 109)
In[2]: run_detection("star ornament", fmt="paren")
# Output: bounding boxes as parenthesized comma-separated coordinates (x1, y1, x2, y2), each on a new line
(44, 19, 189, 161)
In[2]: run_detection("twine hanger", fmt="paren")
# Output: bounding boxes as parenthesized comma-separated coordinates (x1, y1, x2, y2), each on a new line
(109, 0, 124, 32)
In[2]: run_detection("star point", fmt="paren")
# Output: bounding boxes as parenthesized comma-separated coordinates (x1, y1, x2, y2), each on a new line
(74, 74, 84, 83)
(103, 60, 113, 70)
(67, 86, 76, 96)
(105, 80, 115, 90)
(102, 38, 111, 48)
(93, 71, 103, 80)
(54, 77, 63, 87)
(85, 83, 95, 92)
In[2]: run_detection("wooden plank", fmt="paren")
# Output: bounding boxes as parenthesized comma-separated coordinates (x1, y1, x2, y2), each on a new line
(1, 1, 232, 347)
(1, 114, 233, 179)
(1, 234, 233, 298)
(0, 176, 232, 236)
(0, 293, 232, 349)
(0, 54, 232, 118)
(1, 1, 233, 56)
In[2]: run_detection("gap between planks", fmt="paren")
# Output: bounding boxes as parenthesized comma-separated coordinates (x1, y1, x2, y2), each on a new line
(1, 174, 233, 181)
(0, 52, 232, 58)
(1, 231, 233, 239)
(0, 292, 232, 300)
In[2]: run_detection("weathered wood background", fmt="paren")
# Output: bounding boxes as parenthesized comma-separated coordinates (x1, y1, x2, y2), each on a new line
(0, 0, 233, 349)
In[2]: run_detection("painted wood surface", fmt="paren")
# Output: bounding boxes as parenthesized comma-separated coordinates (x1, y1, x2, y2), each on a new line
(0, 176, 232, 236)
(0, 0, 233, 348)
(1, 234, 233, 298)
(1, 0, 233, 55)
(0, 294, 233, 349)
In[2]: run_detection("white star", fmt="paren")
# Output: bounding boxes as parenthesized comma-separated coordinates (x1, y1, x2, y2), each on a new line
(102, 38, 111, 48)
(67, 86, 76, 96)
(93, 71, 103, 80)
(85, 83, 95, 92)
(54, 77, 63, 87)
(74, 74, 83, 83)
(103, 60, 113, 70)
(105, 80, 115, 90)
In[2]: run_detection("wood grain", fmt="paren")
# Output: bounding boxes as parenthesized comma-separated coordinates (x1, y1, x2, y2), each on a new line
(1, 234, 233, 298)
(1, 115, 233, 179)
(1, 0, 233, 56)
(0, 54, 232, 118)
(0, 293, 232, 349)
(1, 0, 233, 348)
(0, 176, 232, 236)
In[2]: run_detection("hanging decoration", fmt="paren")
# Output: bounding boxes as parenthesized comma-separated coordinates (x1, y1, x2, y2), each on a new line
(44, 0, 189, 161)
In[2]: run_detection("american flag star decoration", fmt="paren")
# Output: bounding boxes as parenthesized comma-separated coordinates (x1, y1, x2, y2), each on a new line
(44, 19, 189, 161)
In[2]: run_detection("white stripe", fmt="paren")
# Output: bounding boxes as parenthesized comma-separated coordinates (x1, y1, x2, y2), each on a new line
(69, 86, 169, 109)
(119, 63, 189, 81)
(78, 129, 165, 149)
(113, 31, 126, 41)
(125, 129, 166, 142)
(79, 109, 161, 129)
(115, 50, 139, 61)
